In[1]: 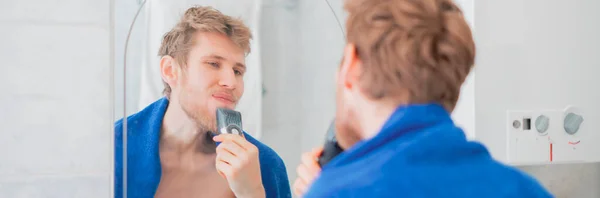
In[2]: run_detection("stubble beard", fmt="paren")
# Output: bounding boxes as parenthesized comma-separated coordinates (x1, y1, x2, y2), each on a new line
(179, 88, 218, 154)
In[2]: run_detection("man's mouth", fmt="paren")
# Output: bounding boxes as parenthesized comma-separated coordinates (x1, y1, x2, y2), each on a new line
(212, 92, 235, 104)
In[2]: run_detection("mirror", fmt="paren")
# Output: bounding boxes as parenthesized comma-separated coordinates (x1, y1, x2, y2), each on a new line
(114, 0, 345, 197)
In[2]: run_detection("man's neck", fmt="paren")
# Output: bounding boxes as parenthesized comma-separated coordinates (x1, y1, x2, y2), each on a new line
(356, 100, 398, 140)
(161, 99, 215, 154)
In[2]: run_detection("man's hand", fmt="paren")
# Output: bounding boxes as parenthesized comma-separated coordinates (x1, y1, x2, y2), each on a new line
(213, 134, 265, 198)
(293, 147, 323, 197)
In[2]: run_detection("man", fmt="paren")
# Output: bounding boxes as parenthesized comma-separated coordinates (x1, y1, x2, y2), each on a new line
(293, 0, 553, 197)
(114, 6, 291, 198)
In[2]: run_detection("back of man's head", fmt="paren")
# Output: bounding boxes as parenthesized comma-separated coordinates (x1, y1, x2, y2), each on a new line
(158, 6, 252, 98)
(344, 0, 475, 112)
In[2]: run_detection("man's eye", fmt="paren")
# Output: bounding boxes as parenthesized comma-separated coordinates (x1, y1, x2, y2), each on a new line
(234, 70, 243, 75)
(208, 62, 219, 67)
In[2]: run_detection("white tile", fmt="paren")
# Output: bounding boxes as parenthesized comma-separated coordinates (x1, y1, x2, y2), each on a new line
(0, 175, 111, 198)
(0, 25, 110, 100)
(0, 0, 109, 26)
(0, 97, 112, 176)
(0, 25, 111, 176)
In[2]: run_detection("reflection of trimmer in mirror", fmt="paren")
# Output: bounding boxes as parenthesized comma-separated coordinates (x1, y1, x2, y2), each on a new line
(216, 108, 244, 137)
(318, 120, 344, 167)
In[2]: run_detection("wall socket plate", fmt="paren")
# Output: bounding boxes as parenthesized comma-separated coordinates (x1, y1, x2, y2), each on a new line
(506, 110, 552, 164)
(506, 107, 589, 165)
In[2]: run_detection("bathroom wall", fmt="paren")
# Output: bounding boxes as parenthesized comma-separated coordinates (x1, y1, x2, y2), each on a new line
(0, 0, 113, 197)
(474, 0, 600, 197)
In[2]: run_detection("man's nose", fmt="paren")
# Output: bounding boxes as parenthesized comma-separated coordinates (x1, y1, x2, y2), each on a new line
(218, 68, 237, 89)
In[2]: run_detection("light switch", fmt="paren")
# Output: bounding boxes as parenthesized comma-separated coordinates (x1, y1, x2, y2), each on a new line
(535, 115, 550, 134)
(564, 112, 584, 135)
(553, 106, 587, 163)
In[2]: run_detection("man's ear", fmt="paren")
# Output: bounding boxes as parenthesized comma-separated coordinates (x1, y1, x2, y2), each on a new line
(160, 55, 179, 88)
(339, 43, 362, 90)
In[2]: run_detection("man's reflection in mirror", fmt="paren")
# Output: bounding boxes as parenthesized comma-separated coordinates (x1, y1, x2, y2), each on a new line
(114, 6, 291, 198)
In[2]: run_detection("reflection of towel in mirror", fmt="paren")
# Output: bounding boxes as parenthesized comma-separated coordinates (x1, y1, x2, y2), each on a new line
(304, 104, 553, 198)
(137, 0, 263, 138)
(114, 97, 291, 198)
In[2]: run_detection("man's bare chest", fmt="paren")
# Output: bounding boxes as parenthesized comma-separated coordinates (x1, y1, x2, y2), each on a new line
(155, 151, 235, 198)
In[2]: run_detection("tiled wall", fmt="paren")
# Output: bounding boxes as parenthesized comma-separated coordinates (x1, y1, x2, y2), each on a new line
(0, 0, 113, 197)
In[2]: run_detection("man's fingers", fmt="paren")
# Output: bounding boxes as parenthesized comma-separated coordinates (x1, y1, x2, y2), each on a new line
(217, 140, 245, 157)
(311, 146, 324, 157)
(296, 165, 311, 183)
(216, 147, 240, 166)
(216, 160, 233, 179)
(293, 178, 308, 197)
(213, 134, 256, 152)
(301, 152, 321, 175)
(297, 163, 321, 187)
(293, 148, 324, 197)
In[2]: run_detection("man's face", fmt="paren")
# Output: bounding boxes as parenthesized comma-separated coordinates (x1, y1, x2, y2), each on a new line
(176, 32, 246, 133)
(334, 50, 363, 150)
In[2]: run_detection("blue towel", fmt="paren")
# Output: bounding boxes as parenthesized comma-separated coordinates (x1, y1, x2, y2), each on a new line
(304, 104, 553, 198)
(114, 97, 291, 198)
